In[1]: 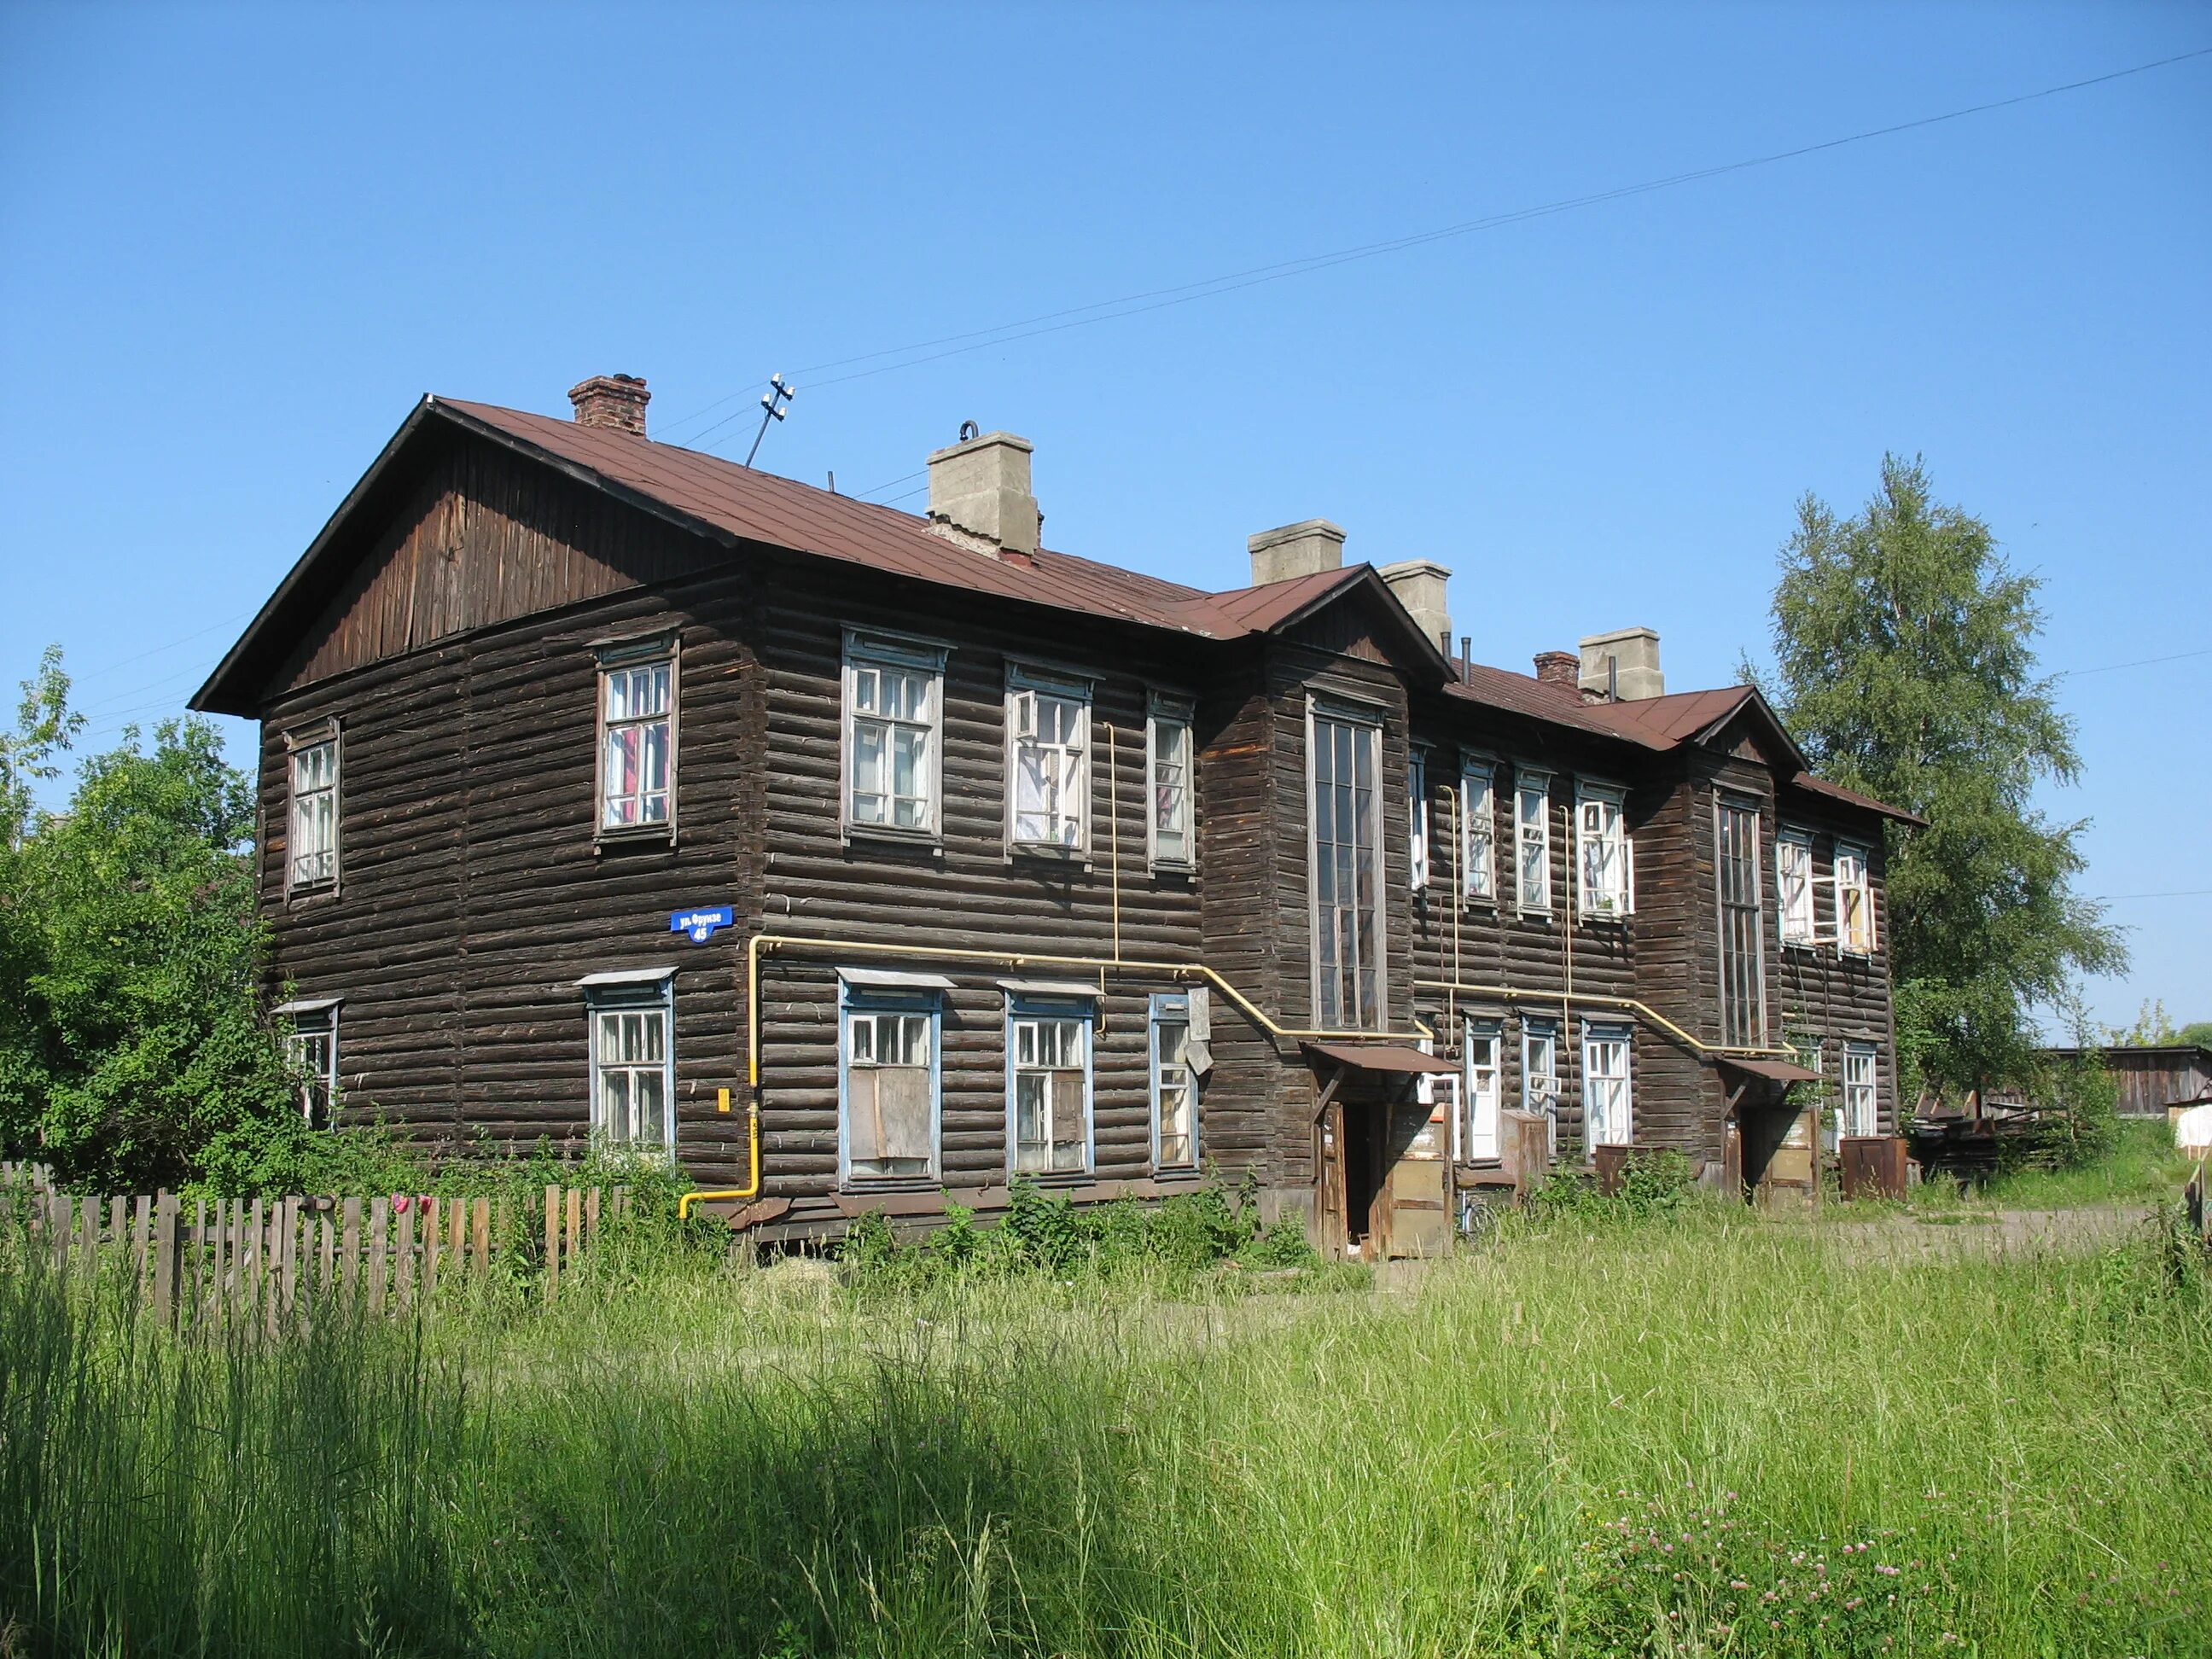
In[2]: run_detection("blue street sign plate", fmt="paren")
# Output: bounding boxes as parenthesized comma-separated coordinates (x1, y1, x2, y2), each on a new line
(670, 905, 735, 943)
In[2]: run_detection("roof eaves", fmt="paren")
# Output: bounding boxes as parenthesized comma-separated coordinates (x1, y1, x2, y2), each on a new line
(191, 396, 445, 716)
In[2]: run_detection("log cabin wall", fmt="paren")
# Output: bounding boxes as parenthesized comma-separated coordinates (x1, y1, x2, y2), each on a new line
(744, 550, 1231, 1232)
(262, 554, 765, 1184)
(1259, 627, 1415, 1192)
(1623, 750, 1718, 1155)
(1405, 700, 1648, 1160)
(1769, 791, 1900, 1131)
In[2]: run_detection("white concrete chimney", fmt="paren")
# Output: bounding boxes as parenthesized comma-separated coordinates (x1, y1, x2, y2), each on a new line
(1578, 626, 1664, 701)
(926, 428, 1039, 560)
(1380, 560, 1452, 654)
(1248, 519, 1346, 585)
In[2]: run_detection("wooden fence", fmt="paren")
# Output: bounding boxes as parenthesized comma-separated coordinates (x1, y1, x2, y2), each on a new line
(12, 1185, 632, 1329)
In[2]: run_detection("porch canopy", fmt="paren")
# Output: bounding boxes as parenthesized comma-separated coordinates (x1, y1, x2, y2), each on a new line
(1301, 1040, 1458, 1077)
(1718, 1056, 1821, 1086)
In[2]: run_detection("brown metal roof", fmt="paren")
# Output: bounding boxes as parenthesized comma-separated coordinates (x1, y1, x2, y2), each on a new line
(438, 399, 1243, 639)
(1302, 1040, 1459, 1076)
(1786, 771, 1924, 826)
(188, 393, 1930, 835)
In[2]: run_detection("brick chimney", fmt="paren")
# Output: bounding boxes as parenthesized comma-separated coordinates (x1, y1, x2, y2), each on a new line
(1248, 520, 1346, 585)
(1533, 650, 1580, 692)
(926, 428, 1039, 562)
(568, 374, 650, 437)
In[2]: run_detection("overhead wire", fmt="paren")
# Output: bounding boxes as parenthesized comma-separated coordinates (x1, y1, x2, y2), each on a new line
(651, 43, 2212, 441)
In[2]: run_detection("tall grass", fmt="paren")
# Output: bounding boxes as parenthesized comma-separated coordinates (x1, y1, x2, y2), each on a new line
(3, 1205, 2207, 1656)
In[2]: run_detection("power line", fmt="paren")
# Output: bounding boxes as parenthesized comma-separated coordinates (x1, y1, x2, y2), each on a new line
(653, 43, 2212, 437)
(2093, 889, 2212, 902)
(2058, 645, 2212, 678)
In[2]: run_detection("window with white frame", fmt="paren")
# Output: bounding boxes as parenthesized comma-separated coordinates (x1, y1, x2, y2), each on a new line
(1842, 1042, 1879, 1138)
(1835, 843, 1876, 956)
(1460, 760, 1496, 901)
(1575, 783, 1633, 917)
(842, 988, 940, 1183)
(1463, 1020, 1502, 1161)
(1010, 997, 1094, 1174)
(1522, 1019, 1559, 1155)
(1150, 993, 1197, 1170)
(1777, 829, 1816, 946)
(597, 643, 675, 832)
(1582, 1023, 1633, 1149)
(845, 632, 946, 837)
(282, 1001, 340, 1123)
(1311, 707, 1385, 1028)
(1147, 694, 1195, 870)
(1008, 668, 1091, 852)
(1409, 751, 1431, 889)
(288, 732, 339, 890)
(1516, 770, 1553, 913)
(587, 981, 674, 1153)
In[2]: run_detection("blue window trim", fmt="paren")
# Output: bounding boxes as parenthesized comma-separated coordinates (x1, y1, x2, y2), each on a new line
(1148, 991, 1197, 1172)
(1004, 992, 1097, 1179)
(585, 975, 678, 1157)
(837, 981, 945, 1190)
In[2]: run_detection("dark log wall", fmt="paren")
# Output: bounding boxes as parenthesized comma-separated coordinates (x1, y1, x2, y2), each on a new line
(746, 550, 1225, 1214)
(1402, 699, 1647, 1158)
(263, 549, 764, 1181)
(1260, 630, 1414, 1188)
(1771, 788, 1900, 1132)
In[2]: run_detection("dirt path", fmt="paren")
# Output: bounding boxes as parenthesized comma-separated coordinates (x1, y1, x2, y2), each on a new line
(1824, 1202, 2158, 1261)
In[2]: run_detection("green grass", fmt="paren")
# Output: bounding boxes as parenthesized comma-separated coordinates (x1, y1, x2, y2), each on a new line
(1977, 1119, 2200, 1209)
(3, 1200, 2208, 1657)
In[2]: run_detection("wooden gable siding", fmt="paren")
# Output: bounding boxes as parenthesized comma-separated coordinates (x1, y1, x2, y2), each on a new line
(262, 538, 766, 1184)
(278, 435, 725, 696)
(745, 555, 1224, 1204)
(1281, 597, 1394, 665)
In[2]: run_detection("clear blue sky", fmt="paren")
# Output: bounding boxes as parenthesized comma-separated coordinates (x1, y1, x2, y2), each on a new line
(3, 3, 2206, 1031)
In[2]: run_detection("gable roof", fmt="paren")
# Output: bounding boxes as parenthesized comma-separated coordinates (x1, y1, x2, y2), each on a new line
(186, 390, 1920, 829)
(192, 395, 1448, 713)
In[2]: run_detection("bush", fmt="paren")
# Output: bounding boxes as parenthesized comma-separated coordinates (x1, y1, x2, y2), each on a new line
(840, 1174, 1318, 1290)
(1523, 1148, 1701, 1225)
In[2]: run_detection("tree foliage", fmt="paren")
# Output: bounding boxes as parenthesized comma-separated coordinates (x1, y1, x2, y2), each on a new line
(0, 651, 302, 1191)
(1753, 455, 2124, 1098)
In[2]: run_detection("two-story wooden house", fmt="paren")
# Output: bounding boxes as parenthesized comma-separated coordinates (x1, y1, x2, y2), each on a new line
(193, 375, 1918, 1254)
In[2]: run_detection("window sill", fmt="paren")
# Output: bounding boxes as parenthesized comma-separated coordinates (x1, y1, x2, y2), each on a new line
(1010, 1167, 1095, 1186)
(841, 1175, 943, 1195)
(1514, 908, 1557, 924)
(1149, 859, 1196, 880)
(1152, 1165, 1202, 1183)
(1577, 910, 1633, 927)
(1459, 894, 1499, 911)
(285, 881, 339, 905)
(1009, 841, 1088, 865)
(595, 824, 676, 851)
(844, 822, 943, 852)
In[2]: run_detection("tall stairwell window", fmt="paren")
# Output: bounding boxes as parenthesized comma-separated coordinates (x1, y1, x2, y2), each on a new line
(1715, 799, 1767, 1048)
(1308, 704, 1384, 1029)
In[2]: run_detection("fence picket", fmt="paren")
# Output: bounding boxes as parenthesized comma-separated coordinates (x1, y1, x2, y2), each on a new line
(396, 1202, 416, 1310)
(153, 1192, 178, 1328)
(342, 1197, 363, 1305)
(133, 1195, 152, 1293)
(368, 1201, 389, 1314)
(543, 1186, 560, 1302)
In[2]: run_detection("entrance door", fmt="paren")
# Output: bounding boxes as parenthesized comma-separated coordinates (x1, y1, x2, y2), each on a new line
(1736, 1102, 1818, 1209)
(1377, 1095, 1452, 1258)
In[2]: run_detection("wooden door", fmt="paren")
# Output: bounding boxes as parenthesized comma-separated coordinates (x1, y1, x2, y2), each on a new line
(1378, 1095, 1451, 1259)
